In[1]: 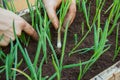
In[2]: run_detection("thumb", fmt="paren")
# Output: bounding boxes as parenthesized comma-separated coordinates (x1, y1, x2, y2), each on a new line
(22, 22, 39, 41)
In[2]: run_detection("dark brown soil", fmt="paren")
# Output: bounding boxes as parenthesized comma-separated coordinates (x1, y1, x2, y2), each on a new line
(0, 0, 120, 80)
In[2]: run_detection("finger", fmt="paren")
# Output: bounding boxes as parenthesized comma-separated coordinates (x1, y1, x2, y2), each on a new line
(4, 29, 15, 41)
(43, 0, 61, 29)
(63, 0, 76, 28)
(47, 8, 59, 29)
(0, 34, 10, 46)
(22, 22, 38, 41)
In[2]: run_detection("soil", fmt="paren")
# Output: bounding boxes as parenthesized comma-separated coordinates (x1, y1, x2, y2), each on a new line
(0, 0, 120, 80)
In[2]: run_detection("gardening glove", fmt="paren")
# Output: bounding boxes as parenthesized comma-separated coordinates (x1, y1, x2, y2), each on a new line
(43, 0, 76, 30)
(0, 8, 38, 46)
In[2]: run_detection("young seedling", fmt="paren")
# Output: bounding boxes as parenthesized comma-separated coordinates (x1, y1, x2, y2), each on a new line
(57, 0, 71, 48)
(74, 34, 78, 45)
(57, 29, 62, 48)
(113, 24, 120, 61)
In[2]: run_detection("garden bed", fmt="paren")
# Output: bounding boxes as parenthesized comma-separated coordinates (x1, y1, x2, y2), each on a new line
(0, 0, 120, 80)
(91, 61, 120, 80)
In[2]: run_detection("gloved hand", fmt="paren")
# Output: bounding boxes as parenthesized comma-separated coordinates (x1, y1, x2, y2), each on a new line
(0, 8, 38, 46)
(43, 0, 76, 30)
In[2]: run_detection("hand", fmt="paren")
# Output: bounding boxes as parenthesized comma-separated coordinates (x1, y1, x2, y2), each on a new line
(0, 8, 38, 46)
(43, 0, 76, 30)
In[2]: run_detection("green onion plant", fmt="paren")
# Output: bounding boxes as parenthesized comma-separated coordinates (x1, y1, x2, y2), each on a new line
(57, 0, 71, 48)
(113, 24, 120, 61)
